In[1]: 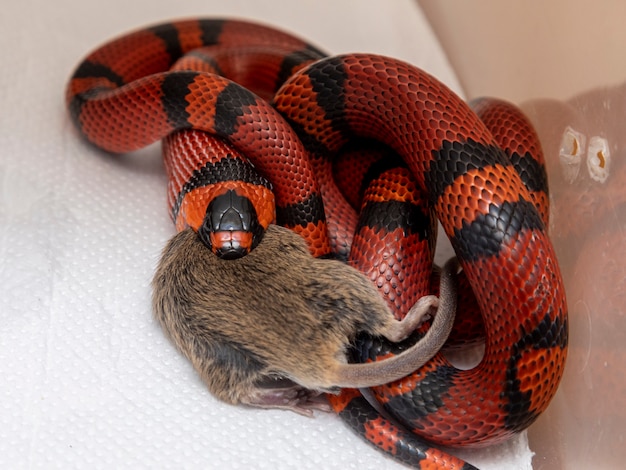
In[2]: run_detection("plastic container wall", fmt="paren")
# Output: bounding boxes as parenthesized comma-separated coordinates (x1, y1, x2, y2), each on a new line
(521, 84, 626, 470)
(419, 1, 626, 468)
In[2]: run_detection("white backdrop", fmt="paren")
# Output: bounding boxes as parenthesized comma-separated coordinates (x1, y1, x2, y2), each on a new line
(0, 0, 530, 468)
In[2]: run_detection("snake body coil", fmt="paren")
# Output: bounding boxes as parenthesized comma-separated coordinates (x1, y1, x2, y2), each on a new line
(66, 18, 568, 469)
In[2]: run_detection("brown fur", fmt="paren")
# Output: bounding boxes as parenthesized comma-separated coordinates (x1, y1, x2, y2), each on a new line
(152, 224, 457, 414)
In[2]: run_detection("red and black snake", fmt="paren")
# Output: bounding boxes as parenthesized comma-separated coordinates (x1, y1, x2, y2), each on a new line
(66, 18, 568, 469)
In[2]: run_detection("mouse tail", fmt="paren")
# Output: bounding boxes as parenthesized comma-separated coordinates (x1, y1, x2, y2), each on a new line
(332, 257, 459, 389)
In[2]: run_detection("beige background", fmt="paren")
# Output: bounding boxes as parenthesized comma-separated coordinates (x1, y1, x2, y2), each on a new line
(419, 0, 626, 102)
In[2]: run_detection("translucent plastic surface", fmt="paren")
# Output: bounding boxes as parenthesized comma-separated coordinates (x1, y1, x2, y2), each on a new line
(521, 83, 626, 469)
(417, 2, 626, 466)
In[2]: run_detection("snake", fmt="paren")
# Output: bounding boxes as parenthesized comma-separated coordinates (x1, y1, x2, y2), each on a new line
(66, 18, 568, 469)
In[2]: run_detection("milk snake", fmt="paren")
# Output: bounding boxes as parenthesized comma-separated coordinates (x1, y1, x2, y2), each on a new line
(66, 18, 568, 469)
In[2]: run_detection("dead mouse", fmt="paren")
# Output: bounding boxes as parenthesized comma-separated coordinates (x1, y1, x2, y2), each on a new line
(152, 224, 458, 415)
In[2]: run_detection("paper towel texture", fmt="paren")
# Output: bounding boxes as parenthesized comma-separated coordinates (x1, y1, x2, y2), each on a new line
(0, 0, 530, 468)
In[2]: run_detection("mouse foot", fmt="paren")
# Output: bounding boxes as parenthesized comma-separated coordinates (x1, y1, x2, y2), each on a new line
(384, 294, 439, 342)
(244, 385, 332, 416)
(381, 258, 461, 344)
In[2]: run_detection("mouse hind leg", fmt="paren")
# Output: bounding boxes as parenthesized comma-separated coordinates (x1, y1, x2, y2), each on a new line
(382, 294, 439, 342)
(380, 257, 460, 344)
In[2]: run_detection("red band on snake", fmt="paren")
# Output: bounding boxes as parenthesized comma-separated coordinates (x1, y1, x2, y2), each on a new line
(66, 18, 568, 469)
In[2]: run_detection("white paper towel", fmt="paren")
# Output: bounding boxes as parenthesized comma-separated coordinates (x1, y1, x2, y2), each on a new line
(0, 0, 531, 468)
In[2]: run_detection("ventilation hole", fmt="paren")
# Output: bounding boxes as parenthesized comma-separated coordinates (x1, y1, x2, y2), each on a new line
(587, 136, 610, 183)
(559, 126, 585, 183)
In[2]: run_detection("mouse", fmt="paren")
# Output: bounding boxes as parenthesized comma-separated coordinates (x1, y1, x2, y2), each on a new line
(152, 224, 458, 415)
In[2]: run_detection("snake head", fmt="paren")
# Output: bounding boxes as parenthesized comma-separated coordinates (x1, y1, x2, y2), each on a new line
(198, 189, 265, 259)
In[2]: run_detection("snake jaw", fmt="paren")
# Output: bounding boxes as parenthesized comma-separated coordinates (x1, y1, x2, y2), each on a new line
(210, 230, 253, 259)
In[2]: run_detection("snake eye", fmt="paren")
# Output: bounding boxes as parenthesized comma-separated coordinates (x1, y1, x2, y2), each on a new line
(198, 189, 264, 259)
